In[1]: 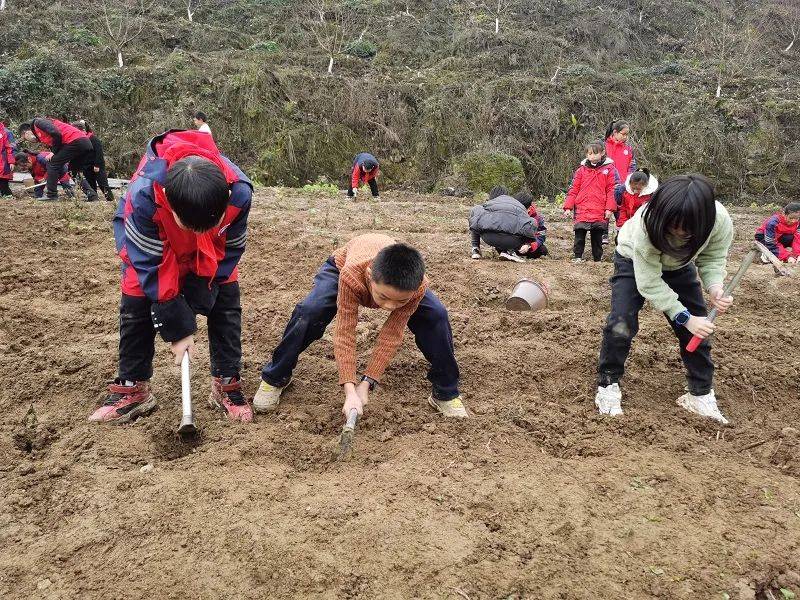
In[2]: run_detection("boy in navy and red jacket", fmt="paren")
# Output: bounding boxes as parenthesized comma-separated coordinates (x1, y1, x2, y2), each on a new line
(14, 150, 75, 198)
(0, 121, 16, 197)
(755, 202, 800, 263)
(348, 152, 379, 198)
(19, 118, 93, 201)
(563, 140, 620, 262)
(518, 191, 548, 258)
(88, 130, 254, 424)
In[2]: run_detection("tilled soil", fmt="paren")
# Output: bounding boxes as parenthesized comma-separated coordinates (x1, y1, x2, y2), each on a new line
(0, 189, 798, 599)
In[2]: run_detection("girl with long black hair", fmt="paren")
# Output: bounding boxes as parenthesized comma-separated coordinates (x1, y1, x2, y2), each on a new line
(595, 174, 734, 423)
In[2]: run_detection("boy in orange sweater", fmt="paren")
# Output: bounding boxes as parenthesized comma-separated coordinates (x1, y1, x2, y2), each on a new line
(254, 234, 466, 418)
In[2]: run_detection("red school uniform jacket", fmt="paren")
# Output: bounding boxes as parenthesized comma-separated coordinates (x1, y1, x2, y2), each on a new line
(605, 137, 636, 180)
(30, 118, 88, 152)
(563, 158, 619, 224)
(615, 173, 659, 228)
(0, 125, 15, 181)
(112, 129, 253, 342)
(756, 213, 800, 261)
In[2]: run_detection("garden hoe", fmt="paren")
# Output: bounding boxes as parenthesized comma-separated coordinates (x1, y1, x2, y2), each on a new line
(177, 351, 197, 437)
(686, 240, 790, 352)
(337, 409, 360, 460)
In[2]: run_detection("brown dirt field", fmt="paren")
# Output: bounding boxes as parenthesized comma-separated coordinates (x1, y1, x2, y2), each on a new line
(1, 189, 799, 600)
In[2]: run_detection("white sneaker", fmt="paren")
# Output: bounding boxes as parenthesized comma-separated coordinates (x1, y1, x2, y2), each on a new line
(427, 395, 469, 418)
(252, 379, 290, 414)
(676, 390, 729, 424)
(571, 257, 585, 263)
(499, 250, 525, 263)
(595, 383, 623, 416)
(471, 247, 482, 260)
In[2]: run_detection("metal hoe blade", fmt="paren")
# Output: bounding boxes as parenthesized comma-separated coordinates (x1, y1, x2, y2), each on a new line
(177, 352, 197, 436)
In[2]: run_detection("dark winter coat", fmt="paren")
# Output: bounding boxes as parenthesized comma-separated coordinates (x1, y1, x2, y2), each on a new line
(468, 195, 539, 239)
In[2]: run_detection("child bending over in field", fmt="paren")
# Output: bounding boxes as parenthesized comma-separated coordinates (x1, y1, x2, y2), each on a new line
(254, 233, 466, 419)
(348, 152, 380, 198)
(595, 174, 734, 423)
(14, 151, 75, 198)
(468, 187, 547, 262)
(563, 141, 619, 262)
(89, 130, 254, 423)
(615, 168, 659, 230)
(755, 202, 800, 264)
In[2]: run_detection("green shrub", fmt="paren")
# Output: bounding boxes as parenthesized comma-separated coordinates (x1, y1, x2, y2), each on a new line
(452, 151, 525, 194)
(345, 39, 378, 59)
(301, 181, 339, 195)
(251, 40, 280, 54)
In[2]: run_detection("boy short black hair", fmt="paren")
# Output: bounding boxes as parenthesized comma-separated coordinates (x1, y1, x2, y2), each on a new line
(371, 243, 425, 291)
(784, 201, 800, 214)
(515, 190, 533, 208)
(19, 122, 33, 134)
(488, 185, 508, 200)
(194, 111, 207, 122)
(363, 158, 377, 171)
(165, 156, 229, 232)
(14, 152, 31, 166)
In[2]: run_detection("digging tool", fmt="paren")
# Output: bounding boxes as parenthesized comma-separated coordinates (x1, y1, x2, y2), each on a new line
(337, 409, 360, 460)
(177, 351, 197, 436)
(23, 182, 46, 191)
(754, 240, 792, 277)
(686, 241, 790, 352)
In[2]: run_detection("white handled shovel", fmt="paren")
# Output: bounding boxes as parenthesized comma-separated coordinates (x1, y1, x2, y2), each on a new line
(177, 351, 197, 436)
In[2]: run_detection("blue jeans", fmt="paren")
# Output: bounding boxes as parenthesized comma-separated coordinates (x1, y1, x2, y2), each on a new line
(261, 258, 460, 400)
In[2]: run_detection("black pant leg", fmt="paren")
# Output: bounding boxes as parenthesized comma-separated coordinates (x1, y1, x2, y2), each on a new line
(530, 244, 548, 258)
(368, 178, 379, 197)
(95, 167, 111, 192)
(260, 259, 341, 386)
(47, 139, 92, 199)
(573, 229, 587, 258)
(407, 290, 460, 400)
(590, 227, 605, 261)
(118, 294, 157, 382)
(83, 166, 99, 192)
(470, 229, 481, 248)
(597, 255, 646, 386)
(208, 281, 242, 378)
(481, 231, 525, 252)
(0, 180, 11, 196)
(662, 265, 714, 395)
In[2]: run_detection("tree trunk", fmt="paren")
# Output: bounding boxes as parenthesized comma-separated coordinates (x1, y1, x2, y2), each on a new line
(187, 6, 194, 22)
(495, 17, 499, 34)
(785, 38, 796, 53)
(117, 50, 125, 68)
(0, 0, 6, 10)
(327, 55, 334, 74)
(715, 83, 722, 98)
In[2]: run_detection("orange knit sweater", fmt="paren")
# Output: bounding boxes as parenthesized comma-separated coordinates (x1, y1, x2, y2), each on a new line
(332, 233, 427, 386)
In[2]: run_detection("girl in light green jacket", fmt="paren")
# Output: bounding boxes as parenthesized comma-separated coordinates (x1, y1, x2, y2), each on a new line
(595, 174, 734, 424)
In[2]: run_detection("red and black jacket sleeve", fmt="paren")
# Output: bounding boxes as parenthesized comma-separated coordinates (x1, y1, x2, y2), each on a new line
(215, 159, 252, 282)
(33, 118, 63, 151)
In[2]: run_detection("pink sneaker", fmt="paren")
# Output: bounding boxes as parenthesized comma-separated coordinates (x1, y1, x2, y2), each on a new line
(209, 377, 253, 423)
(88, 380, 157, 423)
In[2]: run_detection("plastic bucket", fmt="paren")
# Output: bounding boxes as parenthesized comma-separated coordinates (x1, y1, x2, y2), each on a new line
(506, 278, 549, 312)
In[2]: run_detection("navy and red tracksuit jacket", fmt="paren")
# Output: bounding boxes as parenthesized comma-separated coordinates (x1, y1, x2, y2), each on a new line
(28, 118, 88, 152)
(563, 158, 620, 224)
(113, 130, 253, 342)
(24, 151, 70, 183)
(614, 173, 659, 228)
(756, 213, 800, 261)
(526, 204, 547, 251)
(351, 152, 379, 189)
(1, 125, 16, 181)
(605, 137, 636, 181)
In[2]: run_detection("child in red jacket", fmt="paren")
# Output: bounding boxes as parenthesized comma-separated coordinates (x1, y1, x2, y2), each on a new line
(563, 141, 619, 262)
(755, 202, 800, 263)
(605, 120, 636, 180)
(0, 122, 16, 197)
(615, 169, 659, 229)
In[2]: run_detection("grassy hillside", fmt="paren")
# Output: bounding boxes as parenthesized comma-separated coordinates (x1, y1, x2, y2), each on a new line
(1, 0, 798, 200)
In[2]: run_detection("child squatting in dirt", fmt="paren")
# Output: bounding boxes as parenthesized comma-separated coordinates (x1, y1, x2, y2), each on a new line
(755, 201, 800, 264)
(595, 174, 735, 423)
(254, 233, 466, 419)
(88, 129, 254, 424)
